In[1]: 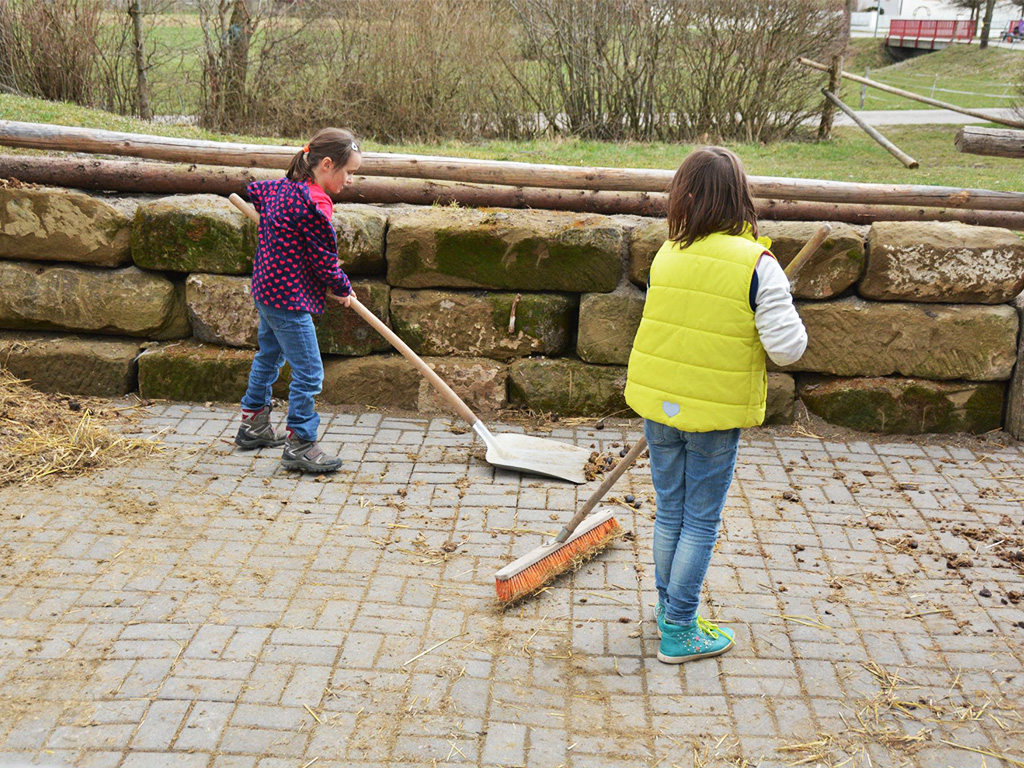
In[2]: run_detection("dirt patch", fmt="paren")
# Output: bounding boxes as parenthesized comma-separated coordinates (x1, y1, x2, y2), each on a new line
(946, 522, 1024, 574)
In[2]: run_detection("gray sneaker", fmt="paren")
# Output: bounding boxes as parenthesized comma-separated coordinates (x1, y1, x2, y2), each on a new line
(235, 406, 285, 449)
(281, 438, 344, 473)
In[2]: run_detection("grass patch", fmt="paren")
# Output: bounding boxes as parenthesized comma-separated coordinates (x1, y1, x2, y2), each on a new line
(845, 38, 897, 73)
(0, 93, 1016, 189)
(841, 42, 1024, 111)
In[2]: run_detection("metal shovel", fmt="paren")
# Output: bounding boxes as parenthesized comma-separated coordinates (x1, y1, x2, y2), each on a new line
(228, 193, 591, 484)
(339, 300, 591, 483)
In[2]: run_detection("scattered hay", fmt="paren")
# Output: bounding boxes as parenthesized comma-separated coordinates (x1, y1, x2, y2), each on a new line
(397, 532, 462, 565)
(0, 370, 160, 488)
(779, 661, 1024, 767)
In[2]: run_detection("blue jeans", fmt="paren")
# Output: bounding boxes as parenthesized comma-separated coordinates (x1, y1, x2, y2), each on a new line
(644, 419, 740, 625)
(241, 301, 323, 442)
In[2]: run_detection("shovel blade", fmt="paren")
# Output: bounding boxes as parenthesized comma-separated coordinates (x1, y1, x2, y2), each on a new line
(484, 433, 591, 484)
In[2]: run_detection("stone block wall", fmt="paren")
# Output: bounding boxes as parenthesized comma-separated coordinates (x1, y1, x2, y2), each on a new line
(2, 185, 1023, 435)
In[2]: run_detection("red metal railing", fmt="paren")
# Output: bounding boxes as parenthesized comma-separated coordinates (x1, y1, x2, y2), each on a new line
(887, 19, 977, 42)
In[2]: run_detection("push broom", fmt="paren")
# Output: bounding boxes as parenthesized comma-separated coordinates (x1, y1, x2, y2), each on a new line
(494, 222, 833, 604)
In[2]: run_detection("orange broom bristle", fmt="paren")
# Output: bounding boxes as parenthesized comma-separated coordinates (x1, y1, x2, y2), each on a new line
(495, 516, 623, 605)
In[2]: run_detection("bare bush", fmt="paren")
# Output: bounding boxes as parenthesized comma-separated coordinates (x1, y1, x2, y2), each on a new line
(346, 0, 527, 141)
(191, 0, 526, 141)
(658, 0, 847, 142)
(196, 0, 258, 130)
(0, 0, 849, 143)
(506, 0, 845, 142)
(508, 0, 677, 139)
(0, 0, 102, 103)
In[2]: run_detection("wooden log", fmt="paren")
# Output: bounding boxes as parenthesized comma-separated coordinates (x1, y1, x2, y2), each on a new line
(798, 57, 1024, 130)
(0, 154, 668, 216)
(955, 126, 1024, 159)
(3, 154, 1023, 228)
(750, 176, 1023, 212)
(3, 120, 1024, 212)
(0, 119, 671, 190)
(755, 199, 1024, 229)
(822, 89, 919, 169)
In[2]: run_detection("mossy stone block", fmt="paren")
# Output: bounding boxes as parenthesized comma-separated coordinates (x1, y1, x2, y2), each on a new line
(759, 220, 865, 299)
(138, 341, 289, 403)
(0, 261, 190, 339)
(419, 357, 508, 414)
(629, 218, 667, 287)
(314, 280, 392, 356)
(387, 208, 624, 292)
(390, 289, 576, 360)
(776, 298, 1018, 381)
(333, 204, 387, 276)
(132, 194, 255, 274)
(1006, 293, 1024, 439)
(186, 273, 257, 348)
(798, 375, 1004, 434)
(321, 354, 420, 410)
(863, 221, 1024, 303)
(0, 331, 140, 396)
(577, 287, 645, 365)
(765, 373, 796, 425)
(509, 358, 629, 417)
(1, 186, 132, 267)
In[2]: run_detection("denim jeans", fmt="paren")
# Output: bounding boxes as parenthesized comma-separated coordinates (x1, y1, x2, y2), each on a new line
(241, 301, 324, 443)
(644, 419, 741, 625)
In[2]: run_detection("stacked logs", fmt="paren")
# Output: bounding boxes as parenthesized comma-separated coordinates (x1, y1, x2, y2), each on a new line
(1, 119, 1023, 227)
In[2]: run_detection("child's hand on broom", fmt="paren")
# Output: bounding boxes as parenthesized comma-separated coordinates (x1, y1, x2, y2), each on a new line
(330, 289, 358, 308)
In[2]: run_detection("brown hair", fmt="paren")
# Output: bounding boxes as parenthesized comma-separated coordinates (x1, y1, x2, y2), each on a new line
(286, 127, 361, 182)
(666, 146, 757, 249)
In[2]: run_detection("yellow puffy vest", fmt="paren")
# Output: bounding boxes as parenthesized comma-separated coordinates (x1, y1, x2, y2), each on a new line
(625, 231, 771, 432)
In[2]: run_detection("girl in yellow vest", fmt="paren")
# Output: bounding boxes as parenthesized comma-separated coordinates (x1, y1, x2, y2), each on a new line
(625, 147, 807, 664)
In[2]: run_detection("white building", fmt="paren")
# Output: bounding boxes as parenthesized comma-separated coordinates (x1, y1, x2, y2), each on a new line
(851, 0, 1022, 37)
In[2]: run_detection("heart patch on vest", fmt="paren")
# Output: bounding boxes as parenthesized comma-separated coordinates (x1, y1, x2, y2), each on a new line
(662, 401, 681, 418)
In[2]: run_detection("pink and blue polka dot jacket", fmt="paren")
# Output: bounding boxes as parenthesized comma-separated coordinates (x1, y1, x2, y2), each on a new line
(246, 177, 352, 314)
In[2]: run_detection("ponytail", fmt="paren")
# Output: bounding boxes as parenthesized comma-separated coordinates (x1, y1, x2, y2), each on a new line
(286, 127, 361, 182)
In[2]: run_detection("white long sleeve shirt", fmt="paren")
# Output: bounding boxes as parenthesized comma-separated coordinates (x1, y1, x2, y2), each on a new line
(752, 254, 808, 367)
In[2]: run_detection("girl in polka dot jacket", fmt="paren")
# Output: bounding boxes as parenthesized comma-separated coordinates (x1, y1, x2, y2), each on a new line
(235, 128, 362, 473)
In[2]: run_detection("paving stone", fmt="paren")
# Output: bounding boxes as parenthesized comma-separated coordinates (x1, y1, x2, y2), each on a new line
(2, 407, 1024, 767)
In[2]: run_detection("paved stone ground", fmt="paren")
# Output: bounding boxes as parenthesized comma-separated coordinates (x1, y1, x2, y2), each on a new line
(2, 402, 1024, 768)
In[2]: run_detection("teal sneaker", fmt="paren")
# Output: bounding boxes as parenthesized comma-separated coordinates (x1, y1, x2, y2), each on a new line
(654, 601, 667, 639)
(657, 616, 734, 664)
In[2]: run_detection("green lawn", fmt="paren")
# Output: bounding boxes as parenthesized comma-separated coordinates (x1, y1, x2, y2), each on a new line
(0, 93, 1017, 190)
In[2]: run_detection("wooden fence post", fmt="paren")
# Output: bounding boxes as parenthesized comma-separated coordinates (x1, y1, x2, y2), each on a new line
(818, 55, 843, 141)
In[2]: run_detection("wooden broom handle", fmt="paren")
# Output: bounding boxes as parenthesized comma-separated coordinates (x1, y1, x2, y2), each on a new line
(556, 435, 648, 542)
(227, 193, 481, 427)
(784, 223, 831, 280)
